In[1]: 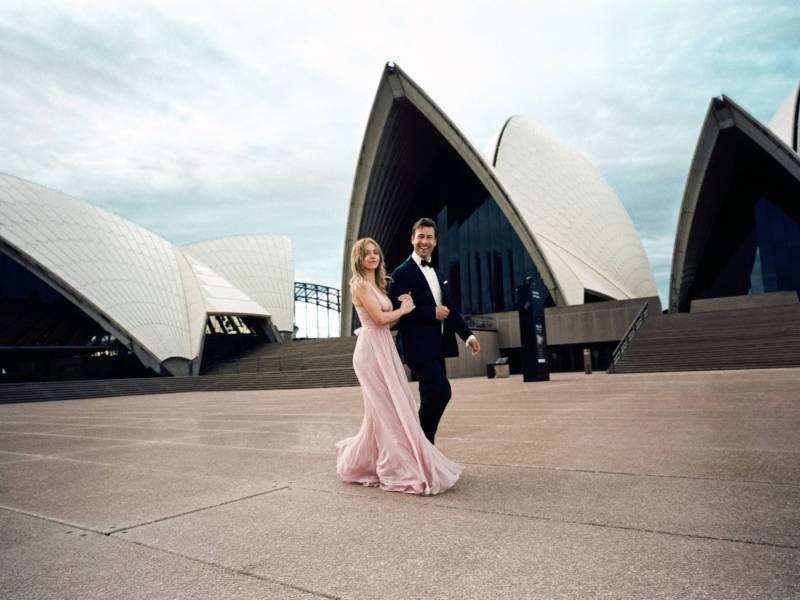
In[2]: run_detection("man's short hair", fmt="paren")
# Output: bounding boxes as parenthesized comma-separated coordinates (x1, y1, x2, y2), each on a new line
(411, 217, 438, 239)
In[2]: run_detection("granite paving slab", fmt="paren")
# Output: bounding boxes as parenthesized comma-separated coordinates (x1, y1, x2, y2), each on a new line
(120, 487, 800, 600)
(0, 450, 43, 464)
(0, 509, 319, 599)
(0, 457, 284, 533)
(190, 429, 347, 454)
(131, 418, 294, 432)
(1, 369, 798, 598)
(460, 420, 800, 451)
(0, 416, 157, 426)
(0, 421, 123, 434)
(40, 425, 244, 443)
(0, 432, 145, 456)
(66, 440, 332, 482)
(437, 437, 800, 484)
(295, 463, 800, 547)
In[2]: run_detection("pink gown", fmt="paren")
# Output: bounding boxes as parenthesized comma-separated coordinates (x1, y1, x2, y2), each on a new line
(335, 284, 462, 495)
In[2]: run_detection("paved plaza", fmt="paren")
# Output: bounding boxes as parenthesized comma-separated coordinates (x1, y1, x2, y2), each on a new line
(1, 369, 799, 599)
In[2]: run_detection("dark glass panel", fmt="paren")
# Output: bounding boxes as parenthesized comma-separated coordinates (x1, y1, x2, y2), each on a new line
(0, 251, 108, 347)
(752, 196, 800, 294)
(0, 252, 62, 304)
(686, 127, 800, 305)
(436, 198, 547, 314)
(0, 251, 155, 382)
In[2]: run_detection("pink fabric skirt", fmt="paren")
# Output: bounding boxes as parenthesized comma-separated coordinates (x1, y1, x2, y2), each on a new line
(335, 323, 461, 496)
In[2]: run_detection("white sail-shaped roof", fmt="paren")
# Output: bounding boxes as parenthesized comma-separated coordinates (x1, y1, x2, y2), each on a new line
(767, 81, 799, 152)
(491, 116, 658, 304)
(182, 253, 271, 318)
(182, 235, 294, 334)
(0, 174, 278, 375)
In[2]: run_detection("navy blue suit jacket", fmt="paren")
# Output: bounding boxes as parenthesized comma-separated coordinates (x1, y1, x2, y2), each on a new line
(388, 256, 472, 364)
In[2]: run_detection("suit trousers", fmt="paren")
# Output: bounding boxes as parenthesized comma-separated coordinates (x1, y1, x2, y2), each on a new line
(408, 358, 452, 445)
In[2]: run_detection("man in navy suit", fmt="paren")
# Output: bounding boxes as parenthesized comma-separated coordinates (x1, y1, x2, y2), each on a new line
(388, 217, 481, 444)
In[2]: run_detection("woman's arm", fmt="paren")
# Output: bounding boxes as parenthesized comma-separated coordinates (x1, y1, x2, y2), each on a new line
(352, 282, 413, 326)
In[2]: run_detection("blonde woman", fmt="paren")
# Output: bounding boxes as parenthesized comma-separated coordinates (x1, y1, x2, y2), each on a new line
(335, 238, 462, 495)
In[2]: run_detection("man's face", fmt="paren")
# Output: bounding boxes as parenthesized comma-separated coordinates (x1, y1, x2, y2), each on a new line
(411, 226, 437, 260)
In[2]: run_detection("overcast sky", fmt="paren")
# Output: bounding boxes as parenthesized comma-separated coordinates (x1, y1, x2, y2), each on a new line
(2, 0, 799, 313)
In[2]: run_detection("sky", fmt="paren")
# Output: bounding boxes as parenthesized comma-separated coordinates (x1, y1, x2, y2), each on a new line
(1, 0, 799, 330)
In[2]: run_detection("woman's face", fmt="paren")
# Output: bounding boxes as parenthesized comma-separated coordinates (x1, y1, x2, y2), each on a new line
(362, 242, 381, 271)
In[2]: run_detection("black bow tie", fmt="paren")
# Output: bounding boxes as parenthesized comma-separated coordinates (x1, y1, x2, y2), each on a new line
(420, 259, 431, 268)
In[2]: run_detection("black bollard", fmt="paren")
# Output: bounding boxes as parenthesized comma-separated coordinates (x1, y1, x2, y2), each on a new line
(516, 276, 550, 382)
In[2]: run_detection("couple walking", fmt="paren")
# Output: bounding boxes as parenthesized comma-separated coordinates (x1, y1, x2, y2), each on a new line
(336, 218, 480, 496)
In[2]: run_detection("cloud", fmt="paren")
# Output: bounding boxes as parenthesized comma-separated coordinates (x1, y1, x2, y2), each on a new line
(0, 0, 798, 307)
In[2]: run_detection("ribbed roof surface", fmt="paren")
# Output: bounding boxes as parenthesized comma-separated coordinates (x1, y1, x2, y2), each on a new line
(182, 235, 294, 333)
(767, 81, 799, 152)
(0, 174, 281, 373)
(0, 174, 195, 369)
(491, 116, 658, 304)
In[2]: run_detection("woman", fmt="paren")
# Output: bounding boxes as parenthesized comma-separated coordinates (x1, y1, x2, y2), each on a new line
(335, 238, 462, 495)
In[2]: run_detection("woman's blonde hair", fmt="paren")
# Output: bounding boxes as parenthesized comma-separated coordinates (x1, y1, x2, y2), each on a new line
(349, 237, 388, 292)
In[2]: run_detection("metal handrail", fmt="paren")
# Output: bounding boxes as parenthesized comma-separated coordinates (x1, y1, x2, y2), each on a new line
(607, 302, 649, 373)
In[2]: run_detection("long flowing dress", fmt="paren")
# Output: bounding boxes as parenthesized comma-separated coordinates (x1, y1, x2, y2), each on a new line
(335, 284, 462, 495)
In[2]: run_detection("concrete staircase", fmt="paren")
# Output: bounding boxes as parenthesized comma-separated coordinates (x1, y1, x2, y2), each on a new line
(611, 303, 800, 373)
(0, 337, 359, 404)
(203, 336, 357, 376)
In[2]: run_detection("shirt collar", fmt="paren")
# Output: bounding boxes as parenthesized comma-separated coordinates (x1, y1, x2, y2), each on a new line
(411, 252, 427, 266)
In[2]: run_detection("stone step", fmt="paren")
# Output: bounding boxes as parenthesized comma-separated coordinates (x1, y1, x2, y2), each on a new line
(209, 352, 354, 375)
(612, 303, 800, 374)
(0, 367, 361, 404)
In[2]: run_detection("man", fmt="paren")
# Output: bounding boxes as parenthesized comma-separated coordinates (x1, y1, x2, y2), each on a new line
(388, 217, 481, 444)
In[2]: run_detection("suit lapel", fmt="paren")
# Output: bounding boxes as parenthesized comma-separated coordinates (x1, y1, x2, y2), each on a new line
(404, 256, 436, 305)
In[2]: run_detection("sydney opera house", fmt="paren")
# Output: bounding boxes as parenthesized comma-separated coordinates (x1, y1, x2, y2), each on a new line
(341, 63, 660, 372)
(341, 63, 800, 374)
(0, 174, 294, 381)
(1, 61, 798, 386)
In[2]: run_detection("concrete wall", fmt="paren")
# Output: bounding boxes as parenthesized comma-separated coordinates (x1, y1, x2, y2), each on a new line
(484, 296, 661, 348)
(397, 329, 499, 381)
(445, 329, 499, 379)
(690, 291, 798, 312)
(409, 297, 659, 379)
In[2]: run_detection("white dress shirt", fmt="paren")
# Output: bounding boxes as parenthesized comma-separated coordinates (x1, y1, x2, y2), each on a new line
(411, 252, 442, 305)
(411, 253, 477, 348)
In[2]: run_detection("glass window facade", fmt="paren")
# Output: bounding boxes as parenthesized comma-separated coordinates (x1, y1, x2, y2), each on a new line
(750, 196, 800, 294)
(0, 251, 155, 382)
(0, 251, 63, 304)
(0, 251, 108, 346)
(437, 199, 550, 314)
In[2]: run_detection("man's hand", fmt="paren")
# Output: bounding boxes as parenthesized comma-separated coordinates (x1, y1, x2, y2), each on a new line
(467, 336, 481, 355)
(399, 295, 415, 315)
(435, 305, 450, 320)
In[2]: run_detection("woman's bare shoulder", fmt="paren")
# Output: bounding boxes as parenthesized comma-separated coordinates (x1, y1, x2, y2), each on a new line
(350, 280, 370, 303)
(350, 279, 369, 293)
